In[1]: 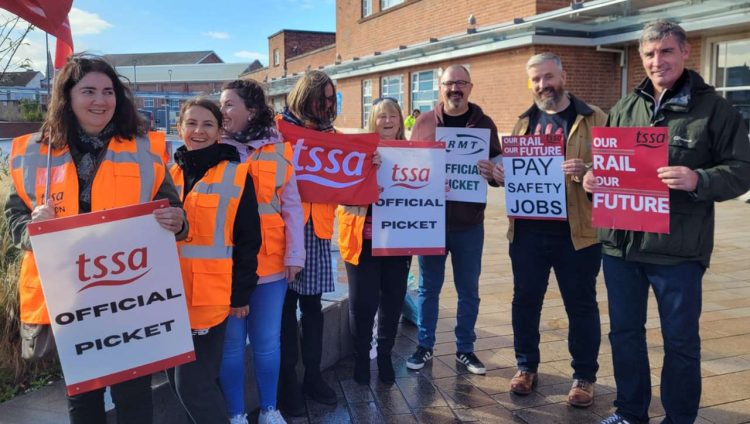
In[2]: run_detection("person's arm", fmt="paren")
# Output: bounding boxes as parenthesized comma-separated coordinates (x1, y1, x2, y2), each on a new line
(4, 183, 34, 251)
(486, 119, 502, 187)
(153, 169, 189, 240)
(231, 176, 261, 308)
(690, 103, 750, 202)
(280, 170, 306, 269)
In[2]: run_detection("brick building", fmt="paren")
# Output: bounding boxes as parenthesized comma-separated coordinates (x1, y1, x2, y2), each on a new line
(245, 0, 750, 134)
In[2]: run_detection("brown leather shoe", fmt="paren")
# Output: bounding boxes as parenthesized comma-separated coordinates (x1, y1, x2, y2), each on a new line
(567, 379, 594, 407)
(509, 370, 537, 395)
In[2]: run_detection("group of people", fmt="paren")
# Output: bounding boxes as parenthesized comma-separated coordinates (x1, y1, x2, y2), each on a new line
(4, 18, 750, 424)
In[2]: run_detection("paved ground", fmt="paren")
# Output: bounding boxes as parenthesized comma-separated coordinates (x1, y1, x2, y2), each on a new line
(2, 193, 750, 423)
(287, 193, 750, 424)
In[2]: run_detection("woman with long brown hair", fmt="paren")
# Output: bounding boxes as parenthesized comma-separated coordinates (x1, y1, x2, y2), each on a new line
(5, 54, 185, 424)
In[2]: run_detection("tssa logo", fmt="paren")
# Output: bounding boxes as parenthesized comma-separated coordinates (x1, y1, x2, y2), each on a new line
(635, 130, 666, 148)
(390, 164, 430, 189)
(75, 247, 150, 292)
(292, 138, 367, 188)
(440, 134, 486, 155)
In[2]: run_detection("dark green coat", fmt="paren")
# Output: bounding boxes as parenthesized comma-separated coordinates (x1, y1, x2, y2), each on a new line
(600, 70, 750, 267)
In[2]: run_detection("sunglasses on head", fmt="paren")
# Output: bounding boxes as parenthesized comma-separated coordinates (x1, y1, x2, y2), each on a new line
(373, 96, 399, 105)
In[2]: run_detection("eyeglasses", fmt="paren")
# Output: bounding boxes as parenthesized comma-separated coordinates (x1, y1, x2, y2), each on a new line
(441, 80, 471, 88)
(372, 96, 399, 105)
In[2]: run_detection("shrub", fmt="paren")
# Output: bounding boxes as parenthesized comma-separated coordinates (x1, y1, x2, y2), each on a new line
(0, 156, 60, 403)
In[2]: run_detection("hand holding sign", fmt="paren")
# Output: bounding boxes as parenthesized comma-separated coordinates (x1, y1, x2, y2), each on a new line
(657, 166, 699, 191)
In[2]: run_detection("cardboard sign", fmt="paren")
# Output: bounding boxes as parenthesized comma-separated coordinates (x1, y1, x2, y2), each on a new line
(591, 127, 670, 233)
(372, 141, 446, 256)
(502, 134, 567, 220)
(277, 120, 379, 205)
(28, 201, 194, 395)
(436, 127, 490, 203)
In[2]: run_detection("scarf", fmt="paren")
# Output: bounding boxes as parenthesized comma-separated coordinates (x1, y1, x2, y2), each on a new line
(280, 107, 334, 133)
(226, 123, 272, 145)
(74, 123, 114, 207)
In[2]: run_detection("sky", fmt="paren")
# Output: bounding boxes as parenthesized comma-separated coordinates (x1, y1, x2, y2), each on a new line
(1, 0, 336, 74)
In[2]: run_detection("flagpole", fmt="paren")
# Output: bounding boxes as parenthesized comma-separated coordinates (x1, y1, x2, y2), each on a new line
(44, 32, 52, 204)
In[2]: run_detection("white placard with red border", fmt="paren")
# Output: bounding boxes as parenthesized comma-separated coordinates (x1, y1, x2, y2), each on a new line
(502, 134, 567, 220)
(372, 141, 446, 256)
(28, 200, 194, 396)
(436, 127, 490, 203)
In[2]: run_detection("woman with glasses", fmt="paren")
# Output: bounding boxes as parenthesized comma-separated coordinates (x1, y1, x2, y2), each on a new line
(338, 97, 411, 385)
(275, 70, 338, 416)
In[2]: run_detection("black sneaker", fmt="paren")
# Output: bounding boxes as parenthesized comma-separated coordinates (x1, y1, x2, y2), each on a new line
(456, 352, 486, 374)
(406, 346, 433, 370)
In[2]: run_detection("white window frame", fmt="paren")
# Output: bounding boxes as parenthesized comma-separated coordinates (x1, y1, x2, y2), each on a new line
(362, 0, 372, 17)
(273, 49, 280, 66)
(362, 79, 372, 128)
(705, 33, 750, 135)
(143, 98, 154, 108)
(380, 74, 403, 107)
(380, 0, 404, 10)
(410, 70, 439, 113)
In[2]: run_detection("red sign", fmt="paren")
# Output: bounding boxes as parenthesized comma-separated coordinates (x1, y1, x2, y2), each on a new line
(591, 127, 670, 233)
(277, 120, 379, 205)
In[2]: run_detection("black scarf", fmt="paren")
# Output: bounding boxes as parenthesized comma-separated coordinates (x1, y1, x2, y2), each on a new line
(73, 123, 114, 208)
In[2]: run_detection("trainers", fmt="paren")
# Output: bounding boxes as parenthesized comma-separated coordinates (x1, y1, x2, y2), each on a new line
(229, 413, 249, 424)
(600, 414, 632, 424)
(406, 346, 433, 370)
(456, 352, 486, 374)
(568, 379, 594, 407)
(258, 408, 287, 424)
(509, 370, 538, 395)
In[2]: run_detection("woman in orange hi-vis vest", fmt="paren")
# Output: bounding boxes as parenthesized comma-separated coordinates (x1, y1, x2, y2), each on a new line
(338, 97, 412, 386)
(275, 71, 339, 415)
(4, 55, 186, 424)
(218, 79, 304, 424)
(168, 98, 261, 423)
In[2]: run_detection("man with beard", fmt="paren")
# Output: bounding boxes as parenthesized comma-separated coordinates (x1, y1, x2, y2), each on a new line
(490, 53, 605, 406)
(407, 64, 501, 375)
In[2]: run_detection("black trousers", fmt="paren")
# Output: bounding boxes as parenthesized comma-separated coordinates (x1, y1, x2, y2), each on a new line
(345, 240, 410, 360)
(167, 320, 228, 424)
(280, 290, 323, 384)
(67, 374, 152, 424)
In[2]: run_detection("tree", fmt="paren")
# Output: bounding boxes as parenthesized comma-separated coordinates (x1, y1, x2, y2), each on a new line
(0, 14, 34, 84)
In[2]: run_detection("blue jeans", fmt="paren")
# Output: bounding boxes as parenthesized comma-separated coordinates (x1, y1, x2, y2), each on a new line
(417, 224, 483, 352)
(603, 255, 704, 424)
(220, 278, 287, 414)
(509, 228, 601, 381)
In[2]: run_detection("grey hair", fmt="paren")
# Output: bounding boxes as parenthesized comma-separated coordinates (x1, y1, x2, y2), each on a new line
(639, 19, 687, 52)
(526, 52, 563, 71)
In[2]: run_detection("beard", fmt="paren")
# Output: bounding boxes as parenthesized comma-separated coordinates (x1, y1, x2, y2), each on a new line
(533, 87, 565, 111)
(445, 91, 465, 109)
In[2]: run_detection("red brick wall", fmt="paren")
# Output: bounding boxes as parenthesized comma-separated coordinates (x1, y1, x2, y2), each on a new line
(336, 0, 558, 60)
(334, 45, 622, 133)
(284, 32, 336, 59)
(268, 33, 286, 79)
(287, 46, 337, 75)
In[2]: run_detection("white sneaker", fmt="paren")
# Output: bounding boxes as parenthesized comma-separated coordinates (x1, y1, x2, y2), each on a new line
(259, 408, 287, 424)
(229, 413, 248, 424)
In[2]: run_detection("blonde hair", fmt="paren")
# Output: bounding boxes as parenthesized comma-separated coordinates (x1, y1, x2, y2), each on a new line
(366, 98, 405, 140)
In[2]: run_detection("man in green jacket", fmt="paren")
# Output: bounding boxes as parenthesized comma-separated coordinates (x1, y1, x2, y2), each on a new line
(583, 20, 750, 424)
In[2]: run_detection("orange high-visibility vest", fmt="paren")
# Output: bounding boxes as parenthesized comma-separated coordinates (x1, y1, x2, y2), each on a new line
(336, 205, 367, 265)
(9, 132, 167, 324)
(170, 160, 249, 329)
(247, 142, 293, 276)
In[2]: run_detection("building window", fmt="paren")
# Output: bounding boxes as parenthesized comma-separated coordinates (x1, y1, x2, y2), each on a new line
(712, 38, 750, 133)
(380, 75, 403, 106)
(362, 0, 371, 17)
(143, 98, 154, 108)
(362, 79, 372, 128)
(411, 70, 438, 113)
(169, 98, 181, 109)
(380, 0, 404, 10)
(274, 49, 280, 66)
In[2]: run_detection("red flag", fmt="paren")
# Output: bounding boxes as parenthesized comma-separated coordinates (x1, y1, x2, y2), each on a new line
(0, 0, 74, 68)
(277, 120, 380, 205)
(54, 17, 73, 69)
